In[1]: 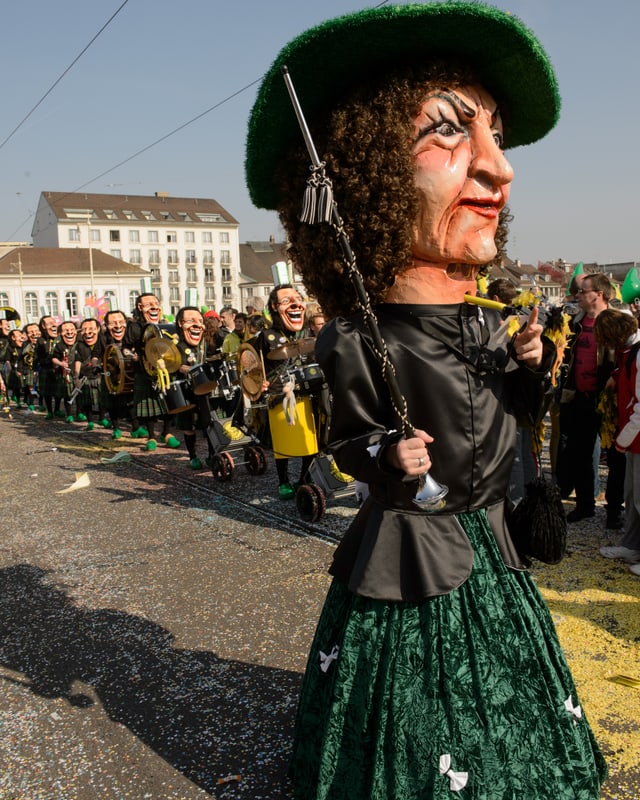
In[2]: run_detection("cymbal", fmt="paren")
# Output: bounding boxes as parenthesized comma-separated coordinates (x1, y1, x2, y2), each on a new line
(143, 337, 182, 375)
(266, 337, 316, 361)
(238, 343, 265, 401)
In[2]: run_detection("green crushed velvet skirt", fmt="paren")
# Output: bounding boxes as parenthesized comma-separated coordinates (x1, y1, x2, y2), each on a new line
(290, 509, 607, 800)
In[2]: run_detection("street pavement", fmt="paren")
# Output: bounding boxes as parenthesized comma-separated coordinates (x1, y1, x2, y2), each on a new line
(0, 408, 637, 799)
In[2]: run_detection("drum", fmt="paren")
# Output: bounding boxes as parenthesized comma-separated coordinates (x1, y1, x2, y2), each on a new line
(164, 380, 196, 414)
(218, 359, 239, 391)
(103, 344, 135, 394)
(290, 362, 323, 395)
(268, 395, 318, 459)
(187, 363, 217, 396)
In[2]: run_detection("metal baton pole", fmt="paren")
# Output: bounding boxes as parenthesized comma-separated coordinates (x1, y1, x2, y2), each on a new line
(281, 66, 447, 509)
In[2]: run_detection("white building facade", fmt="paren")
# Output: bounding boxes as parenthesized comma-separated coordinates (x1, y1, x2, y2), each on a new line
(32, 191, 242, 316)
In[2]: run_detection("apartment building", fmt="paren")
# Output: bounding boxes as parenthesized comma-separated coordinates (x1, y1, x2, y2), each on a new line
(31, 191, 241, 316)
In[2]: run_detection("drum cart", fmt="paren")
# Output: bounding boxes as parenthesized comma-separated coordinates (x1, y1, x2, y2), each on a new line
(204, 345, 270, 483)
(205, 412, 269, 483)
(295, 453, 357, 522)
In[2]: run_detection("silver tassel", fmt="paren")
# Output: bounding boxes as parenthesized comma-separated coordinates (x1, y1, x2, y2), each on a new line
(299, 164, 334, 224)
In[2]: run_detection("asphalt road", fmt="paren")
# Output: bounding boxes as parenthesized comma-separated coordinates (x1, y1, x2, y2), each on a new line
(0, 408, 637, 799)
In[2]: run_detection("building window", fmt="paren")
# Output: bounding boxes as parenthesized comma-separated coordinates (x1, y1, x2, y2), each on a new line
(187, 268, 197, 283)
(167, 231, 177, 243)
(65, 292, 78, 317)
(167, 249, 178, 265)
(25, 292, 38, 317)
(150, 268, 161, 282)
(129, 230, 140, 242)
(68, 228, 80, 242)
(202, 231, 212, 243)
(104, 290, 116, 309)
(110, 230, 120, 242)
(90, 229, 101, 242)
(123, 210, 135, 220)
(129, 249, 141, 264)
(220, 250, 231, 265)
(185, 231, 195, 243)
(0, 292, 9, 306)
(204, 268, 214, 282)
(222, 286, 232, 299)
(45, 292, 59, 316)
(141, 211, 155, 220)
(110, 249, 121, 260)
(219, 231, 230, 243)
(205, 287, 215, 301)
(149, 249, 160, 265)
(128, 290, 138, 311)
(104, 210, 117, 219)
(203, 250, 214, 266)
(170, 287, 180, 302)
(186, 249, 196, 265)
(222, 268, 231, 282)
(169, 270, 179, 284)
(148, 230, 159, 243)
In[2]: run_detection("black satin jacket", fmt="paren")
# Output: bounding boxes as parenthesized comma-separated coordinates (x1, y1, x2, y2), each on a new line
(315, 302, 555, 602)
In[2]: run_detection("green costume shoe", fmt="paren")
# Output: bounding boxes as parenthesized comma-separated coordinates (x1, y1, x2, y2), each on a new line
(189, 457, 203, 470)
(278, 482, 295, 500)
(145, 439, 157, 452)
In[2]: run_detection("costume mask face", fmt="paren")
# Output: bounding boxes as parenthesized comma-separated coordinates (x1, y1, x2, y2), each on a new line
(81, 321, 99, 347)
(274, 290, 306, 332)
(138, 296, 161, 325)
(411, 84, 513, 269)
(43, 317, 58, 339)
(179, 310, 204, 346)
(60, 323, 77, 346)
(106, 312, 126, 342)
(26, 325, 40, 344)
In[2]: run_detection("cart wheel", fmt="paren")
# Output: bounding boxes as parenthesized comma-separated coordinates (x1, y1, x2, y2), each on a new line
(296, 483, 326, 522)
(245, 445, 268, 475)
(211, 451, 234, 482)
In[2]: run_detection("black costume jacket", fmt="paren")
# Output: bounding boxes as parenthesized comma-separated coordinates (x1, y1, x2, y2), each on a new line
(315, 302, 555, 602)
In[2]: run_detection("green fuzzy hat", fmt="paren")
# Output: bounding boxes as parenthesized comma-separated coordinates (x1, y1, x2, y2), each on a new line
(246, 2, 560, 211)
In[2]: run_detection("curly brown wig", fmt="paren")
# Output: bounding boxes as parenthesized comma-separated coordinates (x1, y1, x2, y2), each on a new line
(277, 62, 510, 320)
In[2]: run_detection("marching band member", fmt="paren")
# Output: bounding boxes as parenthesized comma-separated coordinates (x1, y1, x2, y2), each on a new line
(73, 318, 109, 431)
(102, 309, 138, 440)
(19, 323, 41, 410)
(35, 316, 62, 419)
(253, 284, 319, 499)
(51, 321, 78, 422)
(125, 293, 180, 451)
(172, 306, 213, 469)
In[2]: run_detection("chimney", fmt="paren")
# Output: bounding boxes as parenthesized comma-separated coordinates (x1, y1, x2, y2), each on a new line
(155, 191, 170, 200)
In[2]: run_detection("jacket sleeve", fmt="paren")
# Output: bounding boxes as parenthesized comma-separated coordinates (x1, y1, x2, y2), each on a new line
(315, 318, 408, 485)
(616, 351, 640, 449)
(506, 335, 555, 428)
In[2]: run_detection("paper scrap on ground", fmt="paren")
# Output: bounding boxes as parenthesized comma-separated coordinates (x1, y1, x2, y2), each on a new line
(56, 472, 91, 494)
(100, 451, 132, 464)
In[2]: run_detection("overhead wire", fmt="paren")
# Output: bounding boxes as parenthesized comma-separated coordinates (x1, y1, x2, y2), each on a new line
(0, 0, 130, 153)
(8, 0, 392, 240)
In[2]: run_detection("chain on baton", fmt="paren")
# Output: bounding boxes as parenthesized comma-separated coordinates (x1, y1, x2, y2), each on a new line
(281, 66, 447, 509)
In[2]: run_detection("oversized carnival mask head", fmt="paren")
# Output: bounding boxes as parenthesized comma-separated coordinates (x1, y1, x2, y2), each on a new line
(137, 294, 161, 325)
(272, 286, 306, 333)
(178, 308, 204, 347)
(80, 320, 99, 347)
(25, 324, 40, 344)
(105, 311, 127, 342)
(60, 322, 77, 346)
(42, 317, 58, 339)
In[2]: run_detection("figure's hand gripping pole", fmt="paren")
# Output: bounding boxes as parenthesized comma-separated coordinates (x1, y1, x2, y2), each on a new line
(282, 66, 447, 510)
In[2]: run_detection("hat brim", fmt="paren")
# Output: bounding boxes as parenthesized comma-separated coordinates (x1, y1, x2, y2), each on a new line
(246, 2, 560, 211)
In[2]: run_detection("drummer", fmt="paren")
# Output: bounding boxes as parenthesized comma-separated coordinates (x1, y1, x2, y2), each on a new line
(102, 310, 139, 439)
(172, 306, 215, 469)
(253, 283, 319, 499)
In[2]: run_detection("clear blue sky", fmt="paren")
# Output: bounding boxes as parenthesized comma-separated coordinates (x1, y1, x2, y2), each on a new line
(1, 0, 637, 267)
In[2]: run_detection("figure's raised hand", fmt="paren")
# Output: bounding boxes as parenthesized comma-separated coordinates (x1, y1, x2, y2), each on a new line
(513, 307, 543, 367)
